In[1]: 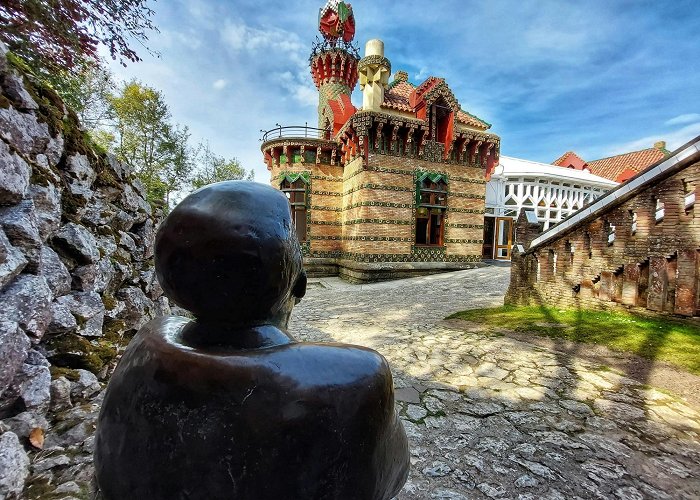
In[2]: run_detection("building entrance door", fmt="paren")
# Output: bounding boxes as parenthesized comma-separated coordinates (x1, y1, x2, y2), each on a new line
(482, 216, 495, 259)
(495, 217, 513, 260)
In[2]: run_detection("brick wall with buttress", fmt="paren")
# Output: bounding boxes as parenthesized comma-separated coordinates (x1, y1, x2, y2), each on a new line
(506, 160, 700, 317)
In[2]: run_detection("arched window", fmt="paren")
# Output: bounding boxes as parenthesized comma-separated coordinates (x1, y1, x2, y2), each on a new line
(415, 174, 447, 246)
(280, 177, 308, 242)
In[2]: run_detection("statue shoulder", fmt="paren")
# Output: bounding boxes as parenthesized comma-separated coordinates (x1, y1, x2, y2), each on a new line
(268, 342, 394, 390)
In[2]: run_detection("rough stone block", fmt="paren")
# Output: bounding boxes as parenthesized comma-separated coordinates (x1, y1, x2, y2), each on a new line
(70, 369, 101, 401)
(0, 432, 30, 499)
(2, 72, 38, 111)
(38, 245, 72, 297)
(647, 257, 666, 312)
(0, 199, 42, 272)
(81, 198, 115, 227)
(0, 228, 27, 291)
(621, 264, 640, 306)
(52, 223, 100, 266)
(29, 182, 61, 241)
(72, 264, 98, 292)
(0, 275, 53, 341)
(56, 291, 105, 337)
(674, 249, 697, 316)
(598, 271, 613, 302)
(62, 154, 96, 204)
(120, 184, 151, 224)
(132, 219, 156, 259)
(93, 258, 115, 294)
(12, 363, 51, 413)
(1, 411, 49, 440)
(0, 139, 30, 205)
(117, 286, 152, 331)
(0, 106, 63, 166)
(0, 320, 30, 398)
(50, 377, 73, 412)
(47, 301, 78, 335)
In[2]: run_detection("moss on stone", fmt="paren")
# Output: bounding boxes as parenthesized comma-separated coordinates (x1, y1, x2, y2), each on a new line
(6, 51, 115, 182)
(59, 185, 87, 223)
(0, 93, 11, 109)
(49, 366, 81, 381)
(110, 250, 131, 266)
(93, 339, 118, 366)
(95, 161, 121, 189)
(6, 52, 33, 74)
(29, 166, 53, 187)
(45, 334, 111, 374)
(96, 225, 114, 237)
(101, 293, 118, 311)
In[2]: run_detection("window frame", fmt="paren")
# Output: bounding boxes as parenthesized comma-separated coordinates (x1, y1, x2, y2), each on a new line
(415, 174, 448, 246)
(280, 175, 309, 243)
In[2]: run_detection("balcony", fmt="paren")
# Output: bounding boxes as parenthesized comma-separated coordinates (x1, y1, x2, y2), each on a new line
(260, 124, 332, 144)
(261, 124, 339, 169)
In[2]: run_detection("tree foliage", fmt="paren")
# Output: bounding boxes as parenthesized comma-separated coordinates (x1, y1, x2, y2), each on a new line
(47, 60, 116, 129)
(98, 80, 196, 208)
(191, 145, 254, 190)
(0, 0, 157, 76)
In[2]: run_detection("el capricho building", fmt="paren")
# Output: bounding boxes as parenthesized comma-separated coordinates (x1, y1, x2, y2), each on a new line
(261, 1, 500, 282)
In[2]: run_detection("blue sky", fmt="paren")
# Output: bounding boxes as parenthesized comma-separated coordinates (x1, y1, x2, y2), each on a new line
(106, 0, 700, 182)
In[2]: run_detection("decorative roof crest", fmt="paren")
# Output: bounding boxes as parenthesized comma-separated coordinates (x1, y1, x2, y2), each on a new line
(318, 0, 356, 43)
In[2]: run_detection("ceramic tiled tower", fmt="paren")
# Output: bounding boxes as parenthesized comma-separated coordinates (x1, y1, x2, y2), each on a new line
(311, 0, 360, 131)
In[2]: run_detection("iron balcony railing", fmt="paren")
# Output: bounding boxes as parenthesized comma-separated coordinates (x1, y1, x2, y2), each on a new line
(260, 124, 332, 143)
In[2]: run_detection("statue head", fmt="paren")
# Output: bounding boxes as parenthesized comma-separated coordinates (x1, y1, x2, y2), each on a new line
(155, 181, 307, 328)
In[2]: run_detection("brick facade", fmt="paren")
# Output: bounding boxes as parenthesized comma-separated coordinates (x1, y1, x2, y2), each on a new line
(506, 144, 700, 317)
(264, 131, 496, 282)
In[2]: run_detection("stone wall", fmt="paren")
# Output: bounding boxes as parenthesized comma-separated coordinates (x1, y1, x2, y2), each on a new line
(505, 149, 700, 317)
(0, 44, 167, 497)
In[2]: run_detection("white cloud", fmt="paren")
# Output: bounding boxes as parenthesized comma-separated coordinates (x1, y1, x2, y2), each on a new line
(414, 67, 429, 81)
(220, 18, 304, 61)
(276, 71, 317, 108)
(217, 17, 313, 108)
(665, 113, 700, 126)
(603, 122, 700, 156)
(212, 79, 227, 90)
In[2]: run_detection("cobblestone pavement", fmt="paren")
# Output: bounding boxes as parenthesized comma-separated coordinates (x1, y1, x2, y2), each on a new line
(293, 267, 700, 500)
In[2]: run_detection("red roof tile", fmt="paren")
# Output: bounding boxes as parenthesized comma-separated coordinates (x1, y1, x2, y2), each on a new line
(382, 81, 414, 112)
(381, 79, 489, 130)
(455, 110, 489, 130)
(552, 151, 588, 169)
(588, 148, 668, 181)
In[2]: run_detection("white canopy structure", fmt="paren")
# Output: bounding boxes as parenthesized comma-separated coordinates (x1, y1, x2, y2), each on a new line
(483, 156, 617, 260)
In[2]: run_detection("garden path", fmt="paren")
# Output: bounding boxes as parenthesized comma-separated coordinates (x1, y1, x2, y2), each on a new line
(294, 266, 700, 500)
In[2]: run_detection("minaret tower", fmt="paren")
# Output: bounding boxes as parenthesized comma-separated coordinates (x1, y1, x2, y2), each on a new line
(310, 0, 360, 131)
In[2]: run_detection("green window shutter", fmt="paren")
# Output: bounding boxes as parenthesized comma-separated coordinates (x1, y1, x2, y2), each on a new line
(416, 172, 448, 205)
(280, 172, 311, 184)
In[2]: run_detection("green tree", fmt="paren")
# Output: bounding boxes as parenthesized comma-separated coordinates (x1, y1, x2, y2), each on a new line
(103, 80, 196, 208)
(47, 60, 116, 130)
(191, 144, 255, 190)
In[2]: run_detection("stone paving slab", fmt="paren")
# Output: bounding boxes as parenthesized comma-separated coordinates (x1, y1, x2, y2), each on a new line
(295, 267, 700, 500)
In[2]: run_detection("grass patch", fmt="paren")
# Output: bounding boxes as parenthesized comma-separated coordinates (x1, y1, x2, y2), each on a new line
(448, 305, 700, 375)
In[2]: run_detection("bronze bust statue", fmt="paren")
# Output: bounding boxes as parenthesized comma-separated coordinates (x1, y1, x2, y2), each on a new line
(94, 181, 409, 499)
